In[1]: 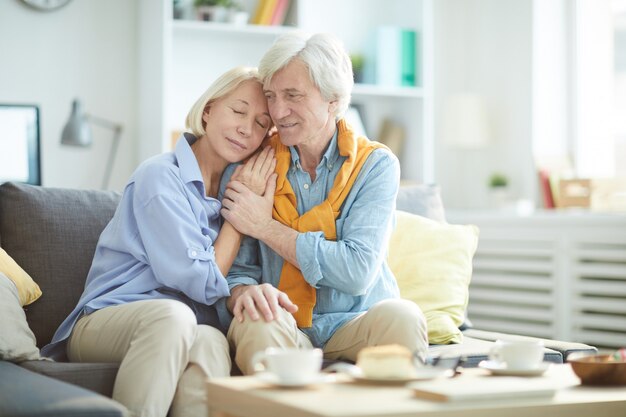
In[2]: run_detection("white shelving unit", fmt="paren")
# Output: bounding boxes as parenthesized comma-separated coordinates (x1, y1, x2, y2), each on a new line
(138, 0, 433, 182)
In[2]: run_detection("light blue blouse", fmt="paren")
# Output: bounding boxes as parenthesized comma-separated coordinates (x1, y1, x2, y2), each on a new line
(42, 134, 230, 360)
(216, 125, 401, 348)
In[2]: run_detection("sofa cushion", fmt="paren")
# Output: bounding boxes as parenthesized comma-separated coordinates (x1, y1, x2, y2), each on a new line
(0, 247, 41, 306)
(0, 272, 41, 362)
(0, 182, 121, 348)
(0, 361, 127, 417)
(396, 183, 446, 222)
(388, 211, 479, 345)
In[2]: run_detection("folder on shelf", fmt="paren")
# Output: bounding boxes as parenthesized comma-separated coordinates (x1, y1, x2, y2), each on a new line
(375, 26, 402, 87)
(401, 29, 417, 86)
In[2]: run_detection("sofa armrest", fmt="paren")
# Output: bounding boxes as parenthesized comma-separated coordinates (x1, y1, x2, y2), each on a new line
(0, 361, 128, 417)
(463, 328, 598, 360)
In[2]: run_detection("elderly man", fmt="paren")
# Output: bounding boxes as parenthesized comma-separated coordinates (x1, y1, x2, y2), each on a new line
(219, 32, 428, 374)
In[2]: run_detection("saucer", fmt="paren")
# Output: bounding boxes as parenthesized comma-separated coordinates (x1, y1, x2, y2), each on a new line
(255, 372, 335, 387)
(479, 360, 551, 376)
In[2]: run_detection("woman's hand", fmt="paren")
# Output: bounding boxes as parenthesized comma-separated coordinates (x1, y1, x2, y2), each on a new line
(227, 283, 298, 323)
(230, 146, 276, 196)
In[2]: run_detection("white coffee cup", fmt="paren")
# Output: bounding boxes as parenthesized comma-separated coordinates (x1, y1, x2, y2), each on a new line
(489, 339, 544, 370)
(250, 348, 323, 384)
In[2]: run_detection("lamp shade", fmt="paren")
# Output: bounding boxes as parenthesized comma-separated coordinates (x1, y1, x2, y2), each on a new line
(442, 93, 491, 149)
(61, 99, 92, 147)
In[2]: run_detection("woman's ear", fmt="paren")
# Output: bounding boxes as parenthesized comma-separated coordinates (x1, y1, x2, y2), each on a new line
(201, 104, 211, 128)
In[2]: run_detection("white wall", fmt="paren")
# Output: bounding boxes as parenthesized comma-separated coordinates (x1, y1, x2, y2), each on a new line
(0, 0, 138, 191)
(434, 0, 534, 209)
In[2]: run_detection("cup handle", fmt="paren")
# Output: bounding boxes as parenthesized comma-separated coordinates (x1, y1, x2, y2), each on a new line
(250, 351, 268, 373)
(489, 345, 502, 363)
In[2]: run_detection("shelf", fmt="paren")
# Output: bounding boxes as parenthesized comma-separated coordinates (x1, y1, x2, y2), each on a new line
(172, 19, 295, 37)
(352, 84, 424, 98)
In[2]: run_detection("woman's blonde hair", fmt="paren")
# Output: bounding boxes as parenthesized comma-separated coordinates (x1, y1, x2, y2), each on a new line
(185, 66, 262, 137)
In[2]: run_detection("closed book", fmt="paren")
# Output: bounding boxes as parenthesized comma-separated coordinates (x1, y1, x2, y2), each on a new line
(410, 376, 557, 402)
(401, 30, 416, 86)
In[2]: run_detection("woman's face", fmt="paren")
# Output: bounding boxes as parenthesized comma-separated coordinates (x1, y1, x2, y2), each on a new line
(203, 80, 271, 163)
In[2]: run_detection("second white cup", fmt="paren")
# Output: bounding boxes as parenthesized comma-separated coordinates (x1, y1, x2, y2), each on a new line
(489, 339, 544, 370)
(251, 347, 323, 384)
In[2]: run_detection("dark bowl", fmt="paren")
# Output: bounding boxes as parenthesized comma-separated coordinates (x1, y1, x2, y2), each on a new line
(569, 354, 626, 386)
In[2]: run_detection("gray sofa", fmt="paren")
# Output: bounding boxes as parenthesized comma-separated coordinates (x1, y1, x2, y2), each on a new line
(0, 182, 596, 416)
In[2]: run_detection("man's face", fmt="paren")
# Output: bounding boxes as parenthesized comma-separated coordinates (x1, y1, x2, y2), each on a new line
(264, 59, 336, 149)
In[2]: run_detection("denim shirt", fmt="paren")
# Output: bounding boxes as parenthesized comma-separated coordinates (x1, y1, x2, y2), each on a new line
(216, 126, 401, 347)
(42, 134, 230, 360)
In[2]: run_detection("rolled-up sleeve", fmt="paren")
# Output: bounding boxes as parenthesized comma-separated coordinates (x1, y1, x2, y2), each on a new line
(296, 150, 400, 295)
(134, 192, 230, 305)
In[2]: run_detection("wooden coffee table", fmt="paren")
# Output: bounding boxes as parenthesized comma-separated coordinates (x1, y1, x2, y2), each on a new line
(206, 364, 626, 417)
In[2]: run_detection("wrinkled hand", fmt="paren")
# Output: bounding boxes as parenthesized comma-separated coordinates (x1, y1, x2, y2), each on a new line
(221, 173, 277, 238)
(230, 146, 276, 196)
(228, 283, 298, 322)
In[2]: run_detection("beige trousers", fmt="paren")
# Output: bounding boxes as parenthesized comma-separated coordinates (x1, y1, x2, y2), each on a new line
(68, 299, 231, 417)
(228, 298, 428, 375)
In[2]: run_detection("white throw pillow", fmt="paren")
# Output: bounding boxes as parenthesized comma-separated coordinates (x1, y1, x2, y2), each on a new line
(0, 272, 41, 362)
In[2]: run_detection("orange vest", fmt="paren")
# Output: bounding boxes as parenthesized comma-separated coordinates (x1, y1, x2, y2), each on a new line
(270, 119, 386, 327)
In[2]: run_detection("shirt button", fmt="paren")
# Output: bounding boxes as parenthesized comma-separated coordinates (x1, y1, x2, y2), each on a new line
(303, 184, 309, 190)
(191, 250, 197, 257)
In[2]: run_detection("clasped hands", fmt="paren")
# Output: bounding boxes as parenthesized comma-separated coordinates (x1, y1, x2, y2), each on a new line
(221, 146, 298, 322)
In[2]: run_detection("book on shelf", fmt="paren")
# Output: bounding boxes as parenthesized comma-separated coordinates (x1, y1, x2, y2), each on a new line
(538, 169, 555, 209)
(252, 0, 290, 26)
(410, 376, 557, 402)
(270, 0, 290, 26)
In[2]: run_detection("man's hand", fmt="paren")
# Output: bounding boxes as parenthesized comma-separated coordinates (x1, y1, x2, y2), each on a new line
(221, 173, 277, 239)
(227, 284, 298, 323)
(230, 146, 276, 196)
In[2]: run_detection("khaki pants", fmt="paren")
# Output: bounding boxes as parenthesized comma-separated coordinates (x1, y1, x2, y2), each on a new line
(68, 299, 230, 417)
(228, 298, 428, 375)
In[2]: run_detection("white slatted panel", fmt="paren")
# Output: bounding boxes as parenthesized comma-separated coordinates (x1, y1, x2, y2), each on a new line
(571, 241, 626, 347)
(448, 211, 626, 349)
(467, 238, 557, 339)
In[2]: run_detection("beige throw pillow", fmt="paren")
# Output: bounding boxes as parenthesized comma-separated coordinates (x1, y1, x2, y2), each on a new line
(0, 247, 42, 306)
(0, 272, 41, 361)
(388, 211, 479, 344)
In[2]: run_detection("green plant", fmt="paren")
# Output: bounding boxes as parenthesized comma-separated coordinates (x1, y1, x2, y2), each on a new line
(488, 172, 508, 188)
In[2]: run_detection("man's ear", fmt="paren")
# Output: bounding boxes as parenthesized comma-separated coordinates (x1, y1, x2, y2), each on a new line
(328, 100, 338, 115)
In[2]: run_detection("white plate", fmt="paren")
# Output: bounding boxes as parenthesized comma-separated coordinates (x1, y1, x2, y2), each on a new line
(479, 360, 551, 376)
(255, 372, 335, 387)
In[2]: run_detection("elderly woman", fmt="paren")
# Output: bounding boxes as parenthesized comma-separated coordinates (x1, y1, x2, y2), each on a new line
(43, 66, 275, 417)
